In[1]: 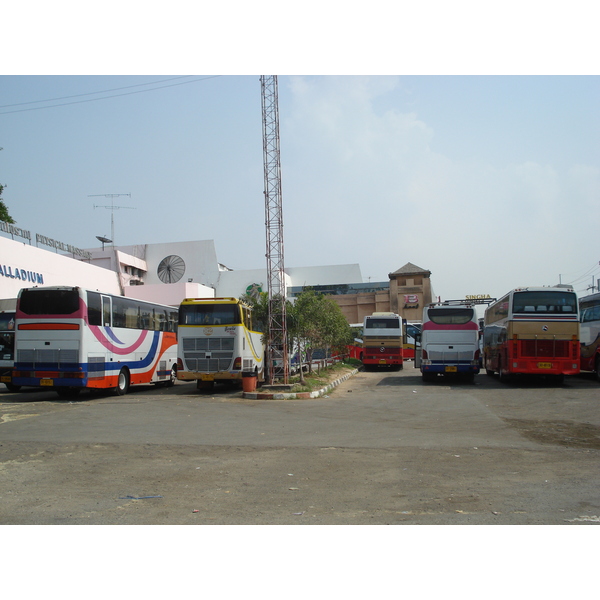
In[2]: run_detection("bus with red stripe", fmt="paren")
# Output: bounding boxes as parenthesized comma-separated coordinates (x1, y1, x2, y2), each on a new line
(417, 300, 482, 382)
(12, 286, 178, 398)
(483, 287, 579, 383)
(361, 312, 404, 370)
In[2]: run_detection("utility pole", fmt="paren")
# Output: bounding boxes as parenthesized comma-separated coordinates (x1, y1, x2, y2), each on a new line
(260, 75, 288, 384)
(89, 193, 134, 245)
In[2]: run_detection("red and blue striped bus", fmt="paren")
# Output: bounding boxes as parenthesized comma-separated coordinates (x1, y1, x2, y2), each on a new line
(13, 286, 178, 398)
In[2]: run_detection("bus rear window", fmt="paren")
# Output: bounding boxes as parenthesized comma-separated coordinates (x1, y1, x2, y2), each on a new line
(19, 289, 80, 315)
(179, 304, 241, 326)
(427, 308, 474, 325)
(513, 291, 577, 314)
(366, 318, 400, 329)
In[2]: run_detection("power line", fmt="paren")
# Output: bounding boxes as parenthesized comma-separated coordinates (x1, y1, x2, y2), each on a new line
(0, 76, 195, 108)
(0, 75, 221, 115)
(562, 261, 600, 286)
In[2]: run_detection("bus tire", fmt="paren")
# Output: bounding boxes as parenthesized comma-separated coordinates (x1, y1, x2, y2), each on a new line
(498, 361, 511, 384)
(165, 365, 176, 387)
(113, 368, 130, 396)
(5, 383, 21, 392)
(595, 356, 600, 383)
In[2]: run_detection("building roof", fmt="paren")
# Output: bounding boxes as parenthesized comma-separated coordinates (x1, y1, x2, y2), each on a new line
(388, 262, 431, 277)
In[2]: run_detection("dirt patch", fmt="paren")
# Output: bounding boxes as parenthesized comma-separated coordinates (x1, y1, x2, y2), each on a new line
(503, 418, 600, 449)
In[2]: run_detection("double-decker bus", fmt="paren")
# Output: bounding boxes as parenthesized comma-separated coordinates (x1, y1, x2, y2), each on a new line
(12, 286, 178, 398)
(416, 301, 481, 382)
(579, 292, 600, 381)
(0, 299, 18, 391)
(483, 287, 579, 383)
(176, 297, 264, 388)
(361, 312, 404, 370)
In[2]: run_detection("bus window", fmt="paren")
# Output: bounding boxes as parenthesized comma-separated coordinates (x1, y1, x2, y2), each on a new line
(427, 308, 474, 325)
(87, 292, 102, 326)
(19, 288, 80, 315)
(102, 296, 112, 327)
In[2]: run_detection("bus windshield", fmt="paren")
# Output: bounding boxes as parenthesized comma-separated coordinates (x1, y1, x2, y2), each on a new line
(18, 288, 80, 315)
(427, 308, 474, 325)
(179, 304, 241, 326)
(512, 291, 577, 314)
(365, 318, 400, 329)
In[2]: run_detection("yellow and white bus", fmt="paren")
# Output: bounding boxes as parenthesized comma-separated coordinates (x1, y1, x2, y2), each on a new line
(176, 297, 264, 388)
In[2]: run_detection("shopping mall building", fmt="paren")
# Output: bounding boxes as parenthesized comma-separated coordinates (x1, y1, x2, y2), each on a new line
(0, 222, 433, 322)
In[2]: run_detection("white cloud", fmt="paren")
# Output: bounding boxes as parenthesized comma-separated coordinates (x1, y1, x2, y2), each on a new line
(280, 76, 599, 299)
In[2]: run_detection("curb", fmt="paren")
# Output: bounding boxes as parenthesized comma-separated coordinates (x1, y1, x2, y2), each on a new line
(242, 368, 359, 400)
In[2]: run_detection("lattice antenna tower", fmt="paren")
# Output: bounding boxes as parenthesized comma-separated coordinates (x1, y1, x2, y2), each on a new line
(89, 193, 135, 245)
(260, 75, 288, 383)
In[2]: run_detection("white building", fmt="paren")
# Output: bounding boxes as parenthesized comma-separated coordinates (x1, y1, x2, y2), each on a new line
(0, 229, 363, 308)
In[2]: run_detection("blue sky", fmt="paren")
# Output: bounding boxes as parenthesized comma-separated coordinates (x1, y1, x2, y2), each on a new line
(2, 5, 599, 303)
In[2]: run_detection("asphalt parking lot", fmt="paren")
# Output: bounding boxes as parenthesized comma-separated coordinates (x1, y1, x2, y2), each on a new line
(1, 366, 599, 525)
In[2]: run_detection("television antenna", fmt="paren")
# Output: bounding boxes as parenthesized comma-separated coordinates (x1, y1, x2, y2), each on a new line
(89, 193, 134, 245)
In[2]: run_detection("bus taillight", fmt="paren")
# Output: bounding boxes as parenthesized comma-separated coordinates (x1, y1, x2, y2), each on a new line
(233, 357, 242, 370)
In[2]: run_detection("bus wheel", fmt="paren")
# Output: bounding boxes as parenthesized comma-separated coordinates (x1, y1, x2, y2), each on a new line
(56, 387, 81, 399)
(498, 361, 511, 384)
(165, 365, 176, 387)
(113, 368, 130, 396)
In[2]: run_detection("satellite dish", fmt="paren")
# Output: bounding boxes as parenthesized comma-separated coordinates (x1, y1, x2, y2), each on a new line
(157, 255, 185, 283)
(96, 235, 112, 249)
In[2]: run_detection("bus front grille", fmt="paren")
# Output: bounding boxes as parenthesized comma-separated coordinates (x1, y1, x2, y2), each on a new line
(182, 337, 234, 372)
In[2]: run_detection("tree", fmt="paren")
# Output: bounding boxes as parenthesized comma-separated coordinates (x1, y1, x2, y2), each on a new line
(242, 289, 353, 383)
(292, 290, 353, 375)
(0, 183, 15, 224)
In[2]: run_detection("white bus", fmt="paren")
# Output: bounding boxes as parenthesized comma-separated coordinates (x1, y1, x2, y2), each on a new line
(0, 299, 18, 391)
(13, 286, 178, 398)
(176, 297, 264, 389)
(416, 300, 481, 382)
(579, 292, 600, 381)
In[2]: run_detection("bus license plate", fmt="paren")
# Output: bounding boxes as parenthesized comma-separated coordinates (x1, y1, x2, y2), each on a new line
(200, 374, 214, 381)
(538, 362, 552, 369)
(379, 359, 387, 364)
(40, 378, 54, 386)
(445, 366, 457, 373)
(0, 375, 10, 383)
